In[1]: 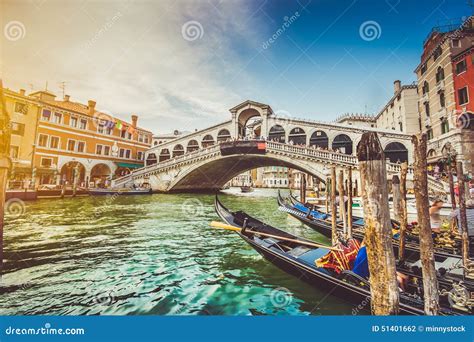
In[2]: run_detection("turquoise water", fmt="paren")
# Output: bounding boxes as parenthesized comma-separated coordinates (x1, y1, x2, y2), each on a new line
(0, 188, 358, 315)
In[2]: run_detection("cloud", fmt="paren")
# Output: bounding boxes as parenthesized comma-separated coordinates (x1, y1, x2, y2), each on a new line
(2, 0, 266, 134)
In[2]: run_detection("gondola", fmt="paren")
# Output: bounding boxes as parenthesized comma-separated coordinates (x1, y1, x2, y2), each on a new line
(214, 196, 471, 315)
(240, 186, 254, 193)
(278, 191, 461, 263)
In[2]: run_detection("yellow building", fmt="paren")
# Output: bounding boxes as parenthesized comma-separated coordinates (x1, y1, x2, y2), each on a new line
(4, 88, 41, 188)
(3, 87, 153, 189)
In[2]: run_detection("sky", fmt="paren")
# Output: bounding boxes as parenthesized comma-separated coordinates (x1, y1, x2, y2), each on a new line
(1, 0, 472, 134)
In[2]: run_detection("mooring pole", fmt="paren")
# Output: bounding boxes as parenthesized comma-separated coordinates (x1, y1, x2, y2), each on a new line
(354, 179, 358, 197)
(300, 173, 306, 204)
(0, 80, 12, 274)
(399, 162, 408, 262)
(331, 167, 337, 245)
(338, 169, 347, 235)
(456, 161, 470, 277)
(412, 134, 439, 315)
(325, 177, 329, 214)
(347, 168, 353, 238)
(392, 175, 402, 222)
(448, 163, 456, 210)
(357, 132, 399, 315)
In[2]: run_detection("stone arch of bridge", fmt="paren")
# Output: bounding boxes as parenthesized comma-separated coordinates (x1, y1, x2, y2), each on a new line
(167, 153, 335, 192)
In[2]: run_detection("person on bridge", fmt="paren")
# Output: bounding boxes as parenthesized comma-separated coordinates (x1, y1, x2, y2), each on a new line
(429, 199, 444, 234)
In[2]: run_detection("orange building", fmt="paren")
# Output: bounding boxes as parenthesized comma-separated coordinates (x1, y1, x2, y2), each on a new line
(4, 87, 153, 188)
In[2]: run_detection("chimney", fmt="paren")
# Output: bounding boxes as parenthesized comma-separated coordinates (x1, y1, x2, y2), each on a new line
(131, 114, 138, 128)
(394, 80, 401, 94)
(19, 89, 25, 96)
(64, 94, 70, 102)
(88, 100, 96, 115)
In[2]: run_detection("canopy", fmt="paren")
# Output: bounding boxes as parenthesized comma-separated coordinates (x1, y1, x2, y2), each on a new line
(115, 162, 143, 169)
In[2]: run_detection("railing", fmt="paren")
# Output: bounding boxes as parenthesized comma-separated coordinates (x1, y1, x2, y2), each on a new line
(115, 141, 446, 194)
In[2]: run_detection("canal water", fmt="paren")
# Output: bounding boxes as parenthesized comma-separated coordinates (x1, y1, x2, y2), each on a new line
(0, 188, 360, 315)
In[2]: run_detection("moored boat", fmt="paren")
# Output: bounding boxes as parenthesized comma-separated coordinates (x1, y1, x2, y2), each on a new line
(240, 186, 254, 193)
(278, 191, 462, 263)
(214, 196, 471, 315)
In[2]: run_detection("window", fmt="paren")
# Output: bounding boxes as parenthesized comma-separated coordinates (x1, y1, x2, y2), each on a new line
(137, 151, 143, 160)
(120, 130, 126, 138)
(41, 109, 51, 121)
(144, 135, 149, 144)
(97, 123, 105, 134)
(79, 119, 87, 130)
(452, 39, 461, 48)
(422, 81, 429, 94)
(77, 141, 85, 153)
(125, 149, 131, 159)
(53, 112, 62, 124)
(105, 127, 113, 135)
(70, 116, 78, 128)
(435, 67, 444, 83)
(433, 46, 442, 60)
(399, 122, 403, 132)
(440, 92, 445, 107)
(40, 158, 53, 167)
(10, 146, 19, 159)
(38, 134, 48, 147)
(14, 102, 27, 114)
(456, 59, 467, 74)
(10, 122, 25, 136)
(138, 134, 144, 143)
(427, 128, 434, 140)
(50, 136, 60, 149)
(424, 102, 430, 117)
(119, 148, 125, 158)
(103, 146, 111, 156)
(67, 139, 76, 151)
(441, 118, 449, 134)
(420, 64, 427, 75)
(96, 145, 103, 155)
(458, 86, 469, 105)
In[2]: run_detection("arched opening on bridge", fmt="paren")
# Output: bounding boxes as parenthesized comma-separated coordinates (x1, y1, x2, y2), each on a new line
(172, 144, 185, 158)
(309, 130, 328, 149)
(384, 142, 408, 163)
(288, 127, 306, 145)
(237, 108, 262, 138)
(332, 134, 353, 155)
(202, 134, 215, 148)
(217, 129, 231, 142)
(159, 149, 171, 162)
(268, 125, 285, 143)
(146, 153, 157, 166)
(90, 163, 112, 186)
(187, 140, 199, 153)
(60, 161, 86, 185)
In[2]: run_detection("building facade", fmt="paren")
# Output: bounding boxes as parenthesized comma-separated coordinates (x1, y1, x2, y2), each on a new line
(4, 88, 41, 188)
(415, 16, 474, 172)
(261, 166, 289, 188)
(4, 87, 153, 188)
(375, 80, 419, 134)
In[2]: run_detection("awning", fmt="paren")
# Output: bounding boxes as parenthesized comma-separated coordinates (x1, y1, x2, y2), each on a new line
(115, 162, 143, 169)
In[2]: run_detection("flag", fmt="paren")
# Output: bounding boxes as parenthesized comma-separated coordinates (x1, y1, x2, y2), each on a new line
(116, 120, 123, 129)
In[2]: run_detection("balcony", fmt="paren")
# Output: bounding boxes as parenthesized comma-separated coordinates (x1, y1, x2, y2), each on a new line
(435, 80, 445, 92)
(421, 93, 429, 103)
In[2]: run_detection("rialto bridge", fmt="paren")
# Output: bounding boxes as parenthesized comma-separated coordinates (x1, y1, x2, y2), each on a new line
(113, 100, 446, 192)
